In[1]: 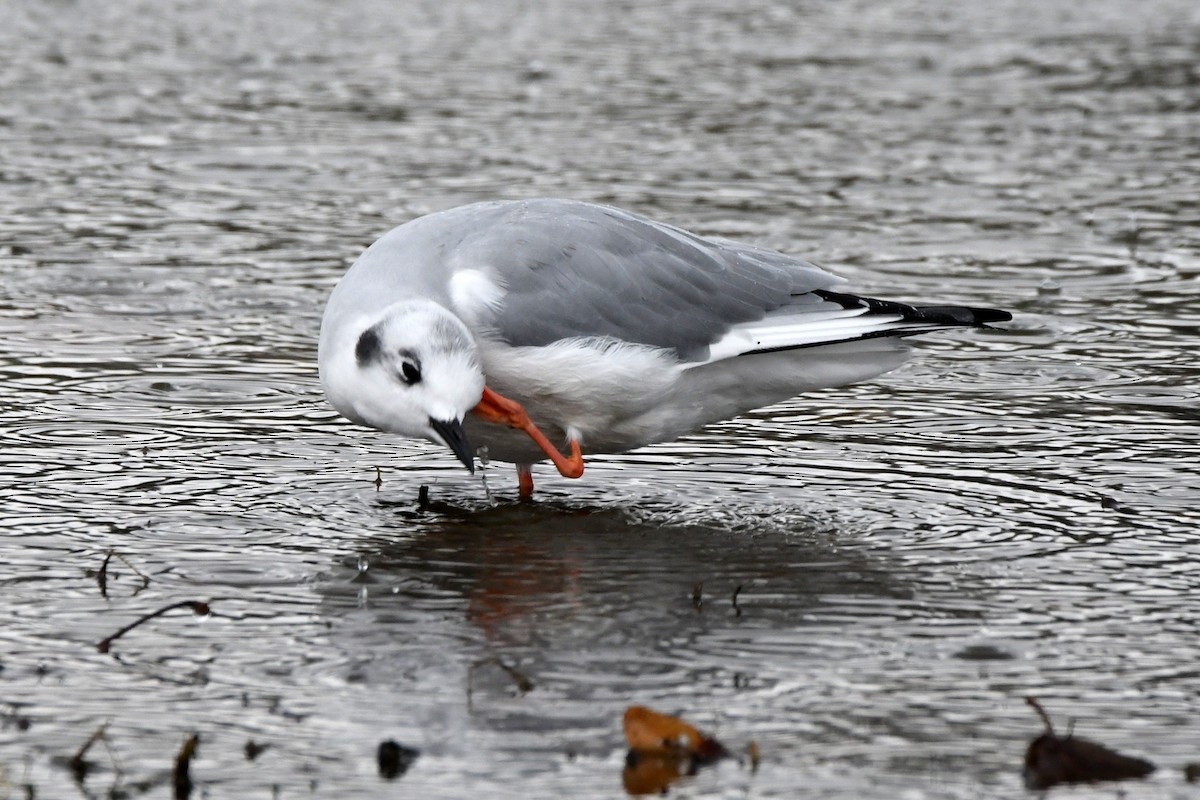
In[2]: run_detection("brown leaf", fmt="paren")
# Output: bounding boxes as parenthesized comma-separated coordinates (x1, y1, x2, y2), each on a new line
(1024, 733, 1155, 790)
(622, 706, 726, 762)
(622, 748, 689, 796)
(1022, 698, 1155, 790)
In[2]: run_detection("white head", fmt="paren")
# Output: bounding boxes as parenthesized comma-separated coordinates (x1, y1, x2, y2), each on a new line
(319, 300, 485, 472)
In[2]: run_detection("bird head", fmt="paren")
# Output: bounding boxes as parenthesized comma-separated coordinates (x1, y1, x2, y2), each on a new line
(319, 300, 485, 472)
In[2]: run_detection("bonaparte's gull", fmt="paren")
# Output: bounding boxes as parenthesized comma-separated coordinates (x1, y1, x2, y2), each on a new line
(318, 199, 1010, 497)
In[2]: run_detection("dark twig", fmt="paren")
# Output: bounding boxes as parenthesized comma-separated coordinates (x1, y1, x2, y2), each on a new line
(467, 656, 535, 701)
(97, 551, 113, 598)
(1026, 696, 1056, 735)
(94, 550, 151, 599)
(68, 722, 109, 782)
(495, 659, 535, 694)
(173, 733, 199, 799)
(97, 601, 211, 654)
(113, 551, 151, 590)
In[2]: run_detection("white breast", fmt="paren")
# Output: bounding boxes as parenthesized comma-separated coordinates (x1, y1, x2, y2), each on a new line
(468, 336, 682, 461)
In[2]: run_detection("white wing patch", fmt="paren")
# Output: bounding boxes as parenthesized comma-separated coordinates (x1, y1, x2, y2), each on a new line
(699, 299, 936, 366)
(449, 268, 506, 329)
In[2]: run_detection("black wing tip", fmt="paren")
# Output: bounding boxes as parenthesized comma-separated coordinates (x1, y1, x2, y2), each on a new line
(813, 289, 1011, 328)
(915, 304, 1013, 326)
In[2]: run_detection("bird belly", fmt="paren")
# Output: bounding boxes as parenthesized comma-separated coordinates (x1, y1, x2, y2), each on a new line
(469, 337, 913, 464)
(467, 337, 681, 462)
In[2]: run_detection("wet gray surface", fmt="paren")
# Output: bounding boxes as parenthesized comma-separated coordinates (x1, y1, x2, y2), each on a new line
(2, 0, 1199, 797)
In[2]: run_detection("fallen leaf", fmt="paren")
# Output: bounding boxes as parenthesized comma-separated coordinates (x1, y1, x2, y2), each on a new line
(622, 748, 690, 796)
(1022, 697, 1155, 790)
(620, 706, 730, 795)
(244, 740, 268, 761)
(623, 706, 725, 761)
(377, 740, 419, 780)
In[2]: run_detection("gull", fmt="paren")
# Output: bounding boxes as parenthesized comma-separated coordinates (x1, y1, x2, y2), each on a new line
(318, 199, 1010, 497)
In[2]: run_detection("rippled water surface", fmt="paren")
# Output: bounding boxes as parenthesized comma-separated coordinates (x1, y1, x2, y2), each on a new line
(3, 0, 1200, 797)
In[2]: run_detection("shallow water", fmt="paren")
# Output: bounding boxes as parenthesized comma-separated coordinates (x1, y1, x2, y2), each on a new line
(2, 0, 1199, 797)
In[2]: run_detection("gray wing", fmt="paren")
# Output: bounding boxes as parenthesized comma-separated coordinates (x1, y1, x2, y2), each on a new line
(445, 199, 841, 362)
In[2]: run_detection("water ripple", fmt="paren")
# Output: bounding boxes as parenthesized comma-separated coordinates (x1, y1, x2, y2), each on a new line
(3, 0, 1200, 797)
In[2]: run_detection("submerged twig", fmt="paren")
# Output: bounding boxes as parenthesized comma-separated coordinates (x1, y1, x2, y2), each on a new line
(1026, 696, 1056, 735)
(97, 601, 211, 654)
(467, 656, 535, 704)
(94, 550, 151, 599)
(68, 722, 109, 782)
(747, 740, 760, 773)
(496, 659, 535, 694)
(173, 733, 199, 799)
(97, 551, 113, 598)
(115, 551, 150, 588)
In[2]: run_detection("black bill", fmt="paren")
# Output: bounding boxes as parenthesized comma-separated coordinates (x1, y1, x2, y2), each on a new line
(429, 417, 474, 474)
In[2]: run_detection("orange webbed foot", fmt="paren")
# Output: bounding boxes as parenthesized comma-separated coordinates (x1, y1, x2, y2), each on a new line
(472, 386, 585, 480)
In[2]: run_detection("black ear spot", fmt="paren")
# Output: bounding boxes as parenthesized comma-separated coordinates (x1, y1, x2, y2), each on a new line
(355, 327, 381, 365)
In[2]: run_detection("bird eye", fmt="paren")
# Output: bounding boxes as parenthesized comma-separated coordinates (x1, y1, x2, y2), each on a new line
(400, 359, 422, 385)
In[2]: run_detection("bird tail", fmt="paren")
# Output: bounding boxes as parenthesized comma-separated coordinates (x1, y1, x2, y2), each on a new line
(699, 288, 1011, 362)
(812, 289, 1012, 329)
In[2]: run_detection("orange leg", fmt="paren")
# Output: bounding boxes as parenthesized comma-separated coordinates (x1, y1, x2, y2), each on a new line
(516, 464, 534, 500)
(471, 386, 584, 479)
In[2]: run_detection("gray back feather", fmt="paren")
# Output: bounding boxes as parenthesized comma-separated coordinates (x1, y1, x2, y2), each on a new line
(442, 199, 839, 362)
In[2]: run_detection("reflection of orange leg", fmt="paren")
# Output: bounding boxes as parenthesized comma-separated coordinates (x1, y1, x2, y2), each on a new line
(516, 464, 534, 500)
(471, 386, 584, 479)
